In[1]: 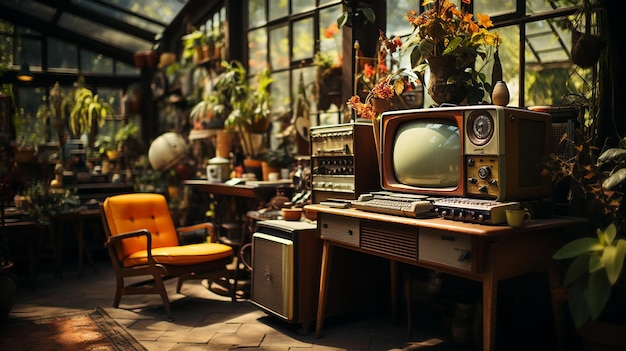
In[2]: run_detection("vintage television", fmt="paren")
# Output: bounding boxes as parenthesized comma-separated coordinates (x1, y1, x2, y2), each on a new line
(378, 105, 552, 201)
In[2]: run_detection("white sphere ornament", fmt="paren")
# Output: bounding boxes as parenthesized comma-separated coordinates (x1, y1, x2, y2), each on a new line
(148, 132, 188, 172)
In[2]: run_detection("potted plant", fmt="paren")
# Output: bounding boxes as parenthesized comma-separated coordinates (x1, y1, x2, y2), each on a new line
(547, 133, 626, 348)
(218, 60, 273, 160)
(68, 81, 114, 146)
(399, 0, 500, 105)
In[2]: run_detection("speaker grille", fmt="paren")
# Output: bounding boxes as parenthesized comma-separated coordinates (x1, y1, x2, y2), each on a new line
(251, 233, 294, 320)
(360, 220, 418, 262)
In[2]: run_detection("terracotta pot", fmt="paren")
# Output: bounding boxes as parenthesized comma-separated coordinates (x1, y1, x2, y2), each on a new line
(243, 158, 263, 180)
(215, 130, 233, 158)
(15, 148, 36, 163)
(261, 161, 281, 181)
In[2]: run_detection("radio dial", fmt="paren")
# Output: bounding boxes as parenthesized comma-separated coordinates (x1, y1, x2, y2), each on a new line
(467, 111, 494, 146)
(478, 166, 491, 179)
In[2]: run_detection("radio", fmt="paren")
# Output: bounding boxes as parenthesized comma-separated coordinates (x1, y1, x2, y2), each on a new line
(310, 123, 380, 203)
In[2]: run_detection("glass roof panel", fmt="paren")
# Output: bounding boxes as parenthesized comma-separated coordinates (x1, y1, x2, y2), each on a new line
(71, 0, 166, 34)
(81, 0, 185, 26)
(3, 0, 56, 21)
(58, 12, 154, 52)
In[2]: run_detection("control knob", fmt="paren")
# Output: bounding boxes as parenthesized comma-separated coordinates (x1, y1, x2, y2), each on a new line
(478, 166, 491, 179)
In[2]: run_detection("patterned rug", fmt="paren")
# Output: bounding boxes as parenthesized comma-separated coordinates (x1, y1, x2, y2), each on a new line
(0, 307, 147, 351)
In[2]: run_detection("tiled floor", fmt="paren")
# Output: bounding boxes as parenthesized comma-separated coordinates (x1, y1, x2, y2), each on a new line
(4, 247, 572, 351)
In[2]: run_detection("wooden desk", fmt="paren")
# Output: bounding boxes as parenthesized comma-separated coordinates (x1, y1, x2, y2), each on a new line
(307, 204, 586, 351)
(184, 180, 287, 205)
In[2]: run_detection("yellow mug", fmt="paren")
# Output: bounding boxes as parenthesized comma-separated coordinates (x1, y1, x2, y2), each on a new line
(505, 209, 531, 228)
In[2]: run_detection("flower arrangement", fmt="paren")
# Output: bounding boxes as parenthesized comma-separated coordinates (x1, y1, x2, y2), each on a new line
(401, 0, 501, 104)
(347, 31, 420, 120)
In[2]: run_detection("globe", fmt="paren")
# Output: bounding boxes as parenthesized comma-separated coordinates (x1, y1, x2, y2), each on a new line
(148, 132, 188, 172)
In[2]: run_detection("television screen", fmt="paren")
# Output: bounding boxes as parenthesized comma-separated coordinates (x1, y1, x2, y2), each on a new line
(392, 119, 461, 188)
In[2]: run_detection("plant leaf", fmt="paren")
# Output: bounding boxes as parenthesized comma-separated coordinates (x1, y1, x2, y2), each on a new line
(603, 239, 626, 284)
(587, 268, 612, 320)
(602, 168, 626, 190)
(597, 148, 626, 164)
(553, 237, 604, 259)
(568, 277, 590, 328)
(361, 7, 376, 24)
(563, 254, 590, 286)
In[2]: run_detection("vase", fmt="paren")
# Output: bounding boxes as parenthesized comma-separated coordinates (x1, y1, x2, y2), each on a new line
(371, 98, 399, 115)
(427, 55, 468, 106)
(491, 81, 510, 106)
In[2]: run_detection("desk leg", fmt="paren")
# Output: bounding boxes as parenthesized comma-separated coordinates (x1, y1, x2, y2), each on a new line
(547, 264, 566, 351)
(315, 240, 333, 338)
(483, 270, 497, 351)
(390, 260, 398, 323)
(75, 217, 98, 276)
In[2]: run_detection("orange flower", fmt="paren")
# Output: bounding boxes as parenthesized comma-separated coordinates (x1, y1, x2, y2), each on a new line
(324, 22, 339, 38)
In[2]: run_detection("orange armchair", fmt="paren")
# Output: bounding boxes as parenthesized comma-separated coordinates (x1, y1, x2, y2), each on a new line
(100, 193, 234, 320)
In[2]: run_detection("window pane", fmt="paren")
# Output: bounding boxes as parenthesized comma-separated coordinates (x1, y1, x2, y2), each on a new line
(524, 18, 582, 106)
(96, 87, 123, 116)
(248, 28, 268, 75)
(292, 0, 315, 14)
(487, 25, 520, 104)
(269, 26, 289, 70)
(292, 17, 314, 62)
(15, 30, 41, 67)
(248, 0, 267, 28)
(269, 0, 288, 21)
(387, 0, 415, 37)
(474, 0, 516, 18)
(525, 18, 571, 65)
(81, 49, 113, 74)
(319, 5, 342, 66)
(17, 87, 48, 145)
(48, 37, 77, 69)
(0, 20, 14, 68)
(270, 70, 290, 118)
(116, 61, 139, 75)
(526, 0, 581, 15)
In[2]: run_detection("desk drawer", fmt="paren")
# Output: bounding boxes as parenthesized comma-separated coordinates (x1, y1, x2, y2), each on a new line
(319, 213, 360, 247)
(418, 228, 473, 271)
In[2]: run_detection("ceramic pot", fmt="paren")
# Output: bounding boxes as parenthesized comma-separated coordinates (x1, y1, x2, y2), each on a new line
(427, 56, 467, 106)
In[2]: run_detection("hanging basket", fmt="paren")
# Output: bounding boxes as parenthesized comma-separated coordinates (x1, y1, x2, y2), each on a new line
(571, 30, 606, 68)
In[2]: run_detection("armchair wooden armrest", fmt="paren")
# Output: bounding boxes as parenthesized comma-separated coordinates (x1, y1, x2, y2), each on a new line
(176, 222, 216, 243)
(105, 229, 155, 263)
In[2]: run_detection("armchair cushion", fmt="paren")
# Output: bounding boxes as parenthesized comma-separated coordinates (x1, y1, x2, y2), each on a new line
(125, 242, 233, 266)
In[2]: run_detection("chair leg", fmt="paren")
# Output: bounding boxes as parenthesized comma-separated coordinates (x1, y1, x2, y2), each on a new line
(113, 276, 124, 308)
(231, 256, 239, 302)
(150, 268, 174, 321)
(176, 277, 184, 294)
